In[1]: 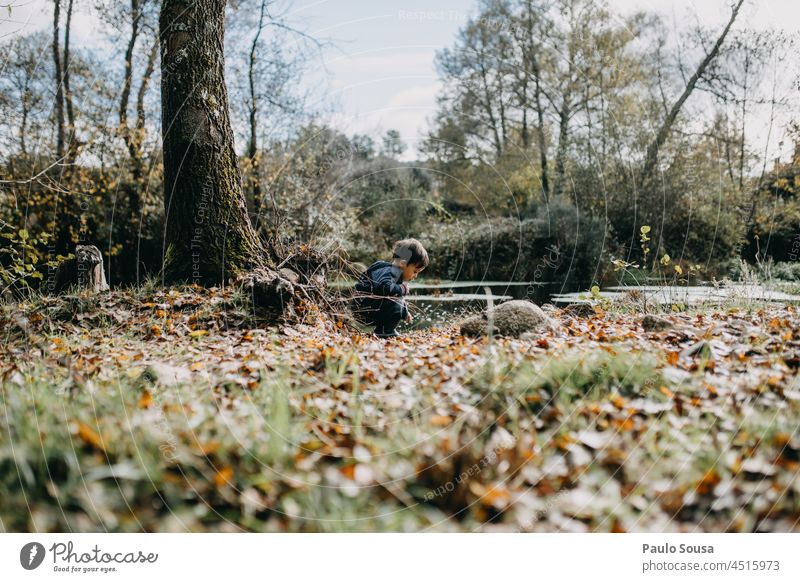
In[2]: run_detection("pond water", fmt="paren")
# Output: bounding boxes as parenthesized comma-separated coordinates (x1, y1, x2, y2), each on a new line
(551, 284, 800, 306)
(331, 278, 554, 330)
(331, 278, 800, 330)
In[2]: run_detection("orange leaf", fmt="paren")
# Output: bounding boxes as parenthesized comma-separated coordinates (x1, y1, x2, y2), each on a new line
(481, 484, 511, 508)
(138, 390, 153, 408)
(430, 415, 452, 427)
(76, 423, 105, 452)
(696, 468, 721, 495)
(773, 432, 791, 448)
(197, 440, 220, 455)
(340, 464, 356, 480)
(213, 466, 233, 488)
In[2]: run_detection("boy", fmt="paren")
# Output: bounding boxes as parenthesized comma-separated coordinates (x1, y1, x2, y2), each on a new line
(352, 238, 429, 337)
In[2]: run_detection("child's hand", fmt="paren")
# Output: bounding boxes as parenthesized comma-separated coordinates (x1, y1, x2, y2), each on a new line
(400, 283, 409, 295)
(406, 312, 413, 323)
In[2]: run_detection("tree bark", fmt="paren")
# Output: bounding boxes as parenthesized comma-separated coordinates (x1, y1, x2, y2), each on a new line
(159, 0, 266, 285)
(641, 0, 745, 185)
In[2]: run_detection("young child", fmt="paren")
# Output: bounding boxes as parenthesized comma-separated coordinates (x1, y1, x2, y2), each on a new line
(353, 238, 429, 337)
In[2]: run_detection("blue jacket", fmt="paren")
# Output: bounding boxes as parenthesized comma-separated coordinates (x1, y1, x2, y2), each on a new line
(354, 260, 408, 318)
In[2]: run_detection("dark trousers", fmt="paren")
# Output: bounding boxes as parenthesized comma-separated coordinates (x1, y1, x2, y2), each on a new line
(352, 296, 405, 332)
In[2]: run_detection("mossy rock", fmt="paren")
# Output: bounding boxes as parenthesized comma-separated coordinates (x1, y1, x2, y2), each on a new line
(561, 302, 597, 317)
(641, 314, 674, 331)
(460, 300, 558, 337)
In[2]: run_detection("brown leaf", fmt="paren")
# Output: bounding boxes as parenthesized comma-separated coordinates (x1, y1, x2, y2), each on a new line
(430, 415, 452, 427)
(213, 466, 233, 488)
(138, 390, 153, 408)
(76, 423, 105, 452)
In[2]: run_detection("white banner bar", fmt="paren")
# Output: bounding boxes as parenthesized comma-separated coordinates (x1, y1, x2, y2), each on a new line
(1, 534, 797, 581)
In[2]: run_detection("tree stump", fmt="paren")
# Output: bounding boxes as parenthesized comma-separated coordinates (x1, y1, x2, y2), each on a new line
(50, 245, 109, 294)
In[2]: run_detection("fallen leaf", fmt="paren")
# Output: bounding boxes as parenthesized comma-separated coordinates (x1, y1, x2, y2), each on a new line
(76, 423, 105, 452)
(213, 466, 233, 488)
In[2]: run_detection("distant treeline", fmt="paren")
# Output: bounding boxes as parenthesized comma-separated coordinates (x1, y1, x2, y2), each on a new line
(1, 0, 798, 293)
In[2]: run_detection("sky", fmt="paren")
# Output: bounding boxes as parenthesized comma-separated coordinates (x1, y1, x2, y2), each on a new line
(289, 0, 800, 156)
(1, 0, 799, 158)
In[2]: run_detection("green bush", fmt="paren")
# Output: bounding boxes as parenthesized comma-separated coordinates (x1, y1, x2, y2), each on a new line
(770, 261, 800, 281)
(424, 199, 609, 289)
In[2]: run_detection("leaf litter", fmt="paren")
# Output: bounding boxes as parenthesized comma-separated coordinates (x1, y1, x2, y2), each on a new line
(1, 287, 799, 532)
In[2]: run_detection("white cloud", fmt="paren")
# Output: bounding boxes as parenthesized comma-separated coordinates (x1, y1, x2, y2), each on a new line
(327, 50, 436, 78)
(338, 82, 441, 158)
(1, 0, 105, 44)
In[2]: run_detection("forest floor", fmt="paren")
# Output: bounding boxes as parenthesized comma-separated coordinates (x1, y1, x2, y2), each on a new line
(1, 286, 800, 532)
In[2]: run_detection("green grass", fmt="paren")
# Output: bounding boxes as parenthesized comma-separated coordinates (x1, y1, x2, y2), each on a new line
(2, 287, 800, 532)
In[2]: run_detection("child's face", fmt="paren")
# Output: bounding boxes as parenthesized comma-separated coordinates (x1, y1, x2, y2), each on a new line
(401, 262, 424, 282)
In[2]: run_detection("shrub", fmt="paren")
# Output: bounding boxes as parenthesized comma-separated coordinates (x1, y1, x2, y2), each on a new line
(771, 261, 800, 282)
(424, 199, 609, 289)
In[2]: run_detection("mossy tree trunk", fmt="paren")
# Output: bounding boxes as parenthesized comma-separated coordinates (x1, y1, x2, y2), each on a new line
(159, 0, 266, 285)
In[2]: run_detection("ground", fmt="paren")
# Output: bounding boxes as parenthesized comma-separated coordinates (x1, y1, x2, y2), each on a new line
(1, 286, 799, 532)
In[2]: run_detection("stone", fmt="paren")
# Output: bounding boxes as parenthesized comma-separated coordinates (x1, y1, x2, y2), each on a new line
(561, 303, 597, 317)
(641, 314, 674, 331)
(460, 299, 558, 337)
(141, 362, 192, 387)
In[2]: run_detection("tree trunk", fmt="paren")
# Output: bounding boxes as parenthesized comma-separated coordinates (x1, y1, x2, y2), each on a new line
(641, 0, 745, 185)
(136, 37, 160, 151)
(52, 0, 65, 161)
(553, 96, 571, 197)
(533, 64, 549, 203)
(739, 48, 750, 192)
(247, 0, 268, 203)
(519, 0, 548, 204)
(159, 0, 266, 285)
(120, 1, 147, 235)
(120, 0, 141, 161)
(20, 84, 30, 155)
(63, 0, 76, 165)
(478, 60, 502, 157)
